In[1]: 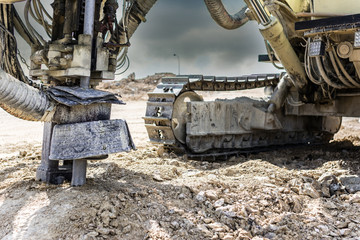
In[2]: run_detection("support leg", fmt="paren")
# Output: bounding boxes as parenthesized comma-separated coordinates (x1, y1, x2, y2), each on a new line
(71, 159, 87, 186)
(36, 122, 72, 184)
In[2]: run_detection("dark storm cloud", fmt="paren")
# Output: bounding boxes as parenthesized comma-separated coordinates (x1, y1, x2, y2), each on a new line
(127, 0, 274, 76)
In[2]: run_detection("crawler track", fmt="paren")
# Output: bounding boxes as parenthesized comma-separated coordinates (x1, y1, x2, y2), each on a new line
(144, 74, 334, 159)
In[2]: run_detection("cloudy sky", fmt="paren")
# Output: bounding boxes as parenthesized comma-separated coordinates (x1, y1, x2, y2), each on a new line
(126, 0, 278, 79)
(15, 0, 278, 79)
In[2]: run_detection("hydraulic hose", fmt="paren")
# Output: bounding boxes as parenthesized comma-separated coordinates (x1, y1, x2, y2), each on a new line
(204, 0, 248, 30)
(0, 69, 54, 121)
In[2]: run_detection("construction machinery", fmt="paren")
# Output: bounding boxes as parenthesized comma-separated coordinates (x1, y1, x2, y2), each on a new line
(144, 0, 360, 159)
(0, 0, 156, 185)
(1, 0, 360, 184)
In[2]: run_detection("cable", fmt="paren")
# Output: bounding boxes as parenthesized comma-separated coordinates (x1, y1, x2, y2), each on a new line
(264, 40, 284, 70)
(115, 55, 130, 75)
(304, 38, 322, 85)
(328, 48, 355, 88)
(24, 0, 45, 46)
(332, 45, 360, 87)
(315, 56, 345, 89)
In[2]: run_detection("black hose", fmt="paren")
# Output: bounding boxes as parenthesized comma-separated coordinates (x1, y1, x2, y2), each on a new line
(204, 0, 248, 30)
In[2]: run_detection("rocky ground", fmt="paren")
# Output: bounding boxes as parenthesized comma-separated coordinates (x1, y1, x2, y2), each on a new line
(1, 74, 360, 240)
(97, 72, 176, 101)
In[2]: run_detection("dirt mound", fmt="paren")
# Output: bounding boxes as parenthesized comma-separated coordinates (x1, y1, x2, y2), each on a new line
(97, 72, 176, 101)
(1, 138, 360, 239)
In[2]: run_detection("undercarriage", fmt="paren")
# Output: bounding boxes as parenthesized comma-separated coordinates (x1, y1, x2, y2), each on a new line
(144, 74, 341, 159)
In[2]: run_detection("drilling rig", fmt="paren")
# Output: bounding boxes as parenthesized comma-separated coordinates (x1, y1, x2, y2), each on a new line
(0, 0, 156, 185)
(144, 0, 360, 159)
(1, 0, 360, 185)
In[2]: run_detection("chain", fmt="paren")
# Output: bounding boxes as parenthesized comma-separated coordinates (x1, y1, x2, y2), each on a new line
(17, 49, 30, 70)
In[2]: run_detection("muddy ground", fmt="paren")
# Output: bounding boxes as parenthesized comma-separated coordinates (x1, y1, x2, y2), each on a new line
(1, 75, 360, 240)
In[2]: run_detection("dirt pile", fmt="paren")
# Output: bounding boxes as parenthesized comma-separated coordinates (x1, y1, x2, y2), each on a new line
(1, 138, 360, 239)
(97, 72, 176, 101)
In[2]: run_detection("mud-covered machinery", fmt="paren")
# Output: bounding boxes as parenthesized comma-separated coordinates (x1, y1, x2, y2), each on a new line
(0, 0, 156, 185)
(1, 0, 360, 185)
(144, 0, 360, 158)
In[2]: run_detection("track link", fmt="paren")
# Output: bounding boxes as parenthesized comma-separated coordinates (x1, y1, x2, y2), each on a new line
(144, 74, 333, 158)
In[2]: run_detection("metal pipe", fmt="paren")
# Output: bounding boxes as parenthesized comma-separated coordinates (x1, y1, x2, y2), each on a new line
(71, 159, 87, 186)
(75, 0, 97, 186)
(268, 74, 291, 112)
(80, 0, 96, 89)
(296, 12, 343, 18)
(259, 18, 308, 90)
(249, 0, 271, 26)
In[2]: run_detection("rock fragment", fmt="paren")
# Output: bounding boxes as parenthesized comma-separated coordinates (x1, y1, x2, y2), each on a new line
(339, 175, 360, 193)
(205, 190, 218, 200)
(318, 173, 340, 197)
(299, 183, 320, 198)
(195, 191, 206, 202)
(350, 192, 360, 203)
(152, 174, 164, 182)
(96, 227, 110, 235)
(214, 198, 225, 208)
(122, 224, 132, 234)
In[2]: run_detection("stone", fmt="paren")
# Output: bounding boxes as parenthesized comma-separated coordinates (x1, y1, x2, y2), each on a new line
(222, 233, 234, 240)
(222, 211, 236, 218)
(84, 231, 98, 240)
(122, 225, 132, 234)
(96, 227, 110, 235)
(195, 191, 206, 202)
(100, 211, 111, 226)
(153, 174, 164, 182)
(171, 221, 180, 229)
(178, 193, 186, 199)
(214, 198, 225, 208)
(340, 228, 351, 236)
(207, 222, 225, 232)
(264, 232, 277, 239)
(19, 151, 27, 157)
(336, 220, 349, 229)
(169, 159, 180, 166)
(299, 183, 320, 198)
(288, 178, 302, 193)
(323, 201, 338, 210)
(203, 218, 213, 224)
(339, 175, 360, 193)
(350, 193, 360, 203)
(268, 224, 278, 232)
(292, 196, 303, 213)
(205, 190, 218, 201)
(110, 219, 119, 228)
(197, 224, 212, 238)
(235, 229, 252, 239)
(317, 225, 329, 233)
(318, 173, 339, 197)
